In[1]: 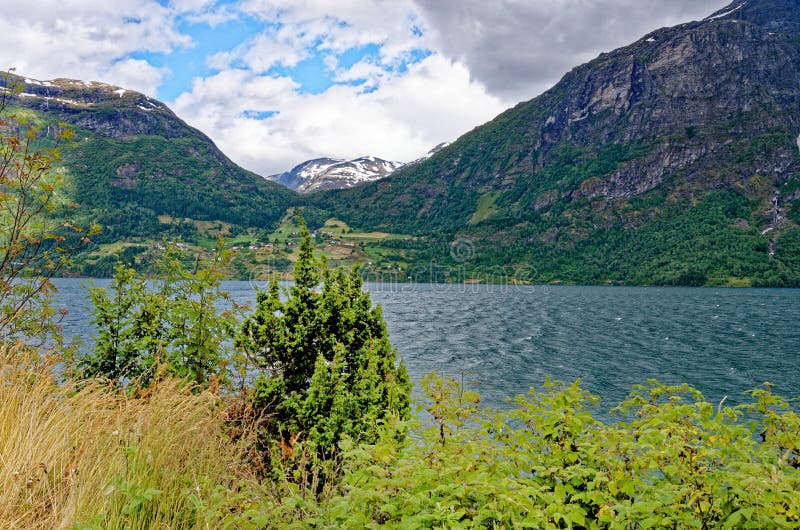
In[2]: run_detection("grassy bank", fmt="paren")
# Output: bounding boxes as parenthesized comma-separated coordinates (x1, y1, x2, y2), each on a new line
(0, 344, 238, 529)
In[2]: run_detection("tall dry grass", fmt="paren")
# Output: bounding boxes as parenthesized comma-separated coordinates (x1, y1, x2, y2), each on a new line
(0, 342, 239, 529)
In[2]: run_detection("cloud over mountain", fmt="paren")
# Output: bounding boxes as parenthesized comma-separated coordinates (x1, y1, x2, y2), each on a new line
(0, 0, 729, 175)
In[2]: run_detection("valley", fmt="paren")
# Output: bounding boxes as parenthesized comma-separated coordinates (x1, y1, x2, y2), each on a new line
(4, 0, 800, 286)
(3, 2, 800, 528)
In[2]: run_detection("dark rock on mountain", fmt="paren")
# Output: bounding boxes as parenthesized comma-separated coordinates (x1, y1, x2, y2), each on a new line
(13, 76, 195, 139)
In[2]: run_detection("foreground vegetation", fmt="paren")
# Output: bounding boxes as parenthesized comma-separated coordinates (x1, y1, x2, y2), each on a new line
(0, 345, 234, 529)
(2, 229, 799, 528)
(2, 346, 799, 528)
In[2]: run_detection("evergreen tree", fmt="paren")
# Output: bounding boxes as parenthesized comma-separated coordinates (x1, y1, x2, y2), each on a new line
(236, 215, 411, 456)
(81, 243, 239, 389)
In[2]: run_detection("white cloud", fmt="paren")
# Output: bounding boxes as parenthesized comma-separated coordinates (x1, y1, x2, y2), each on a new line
(240, 30, 313, 71)
(230, 0, 426, 71)
(168, 0, 217, 11)
(181, 3, 241, 27)
(172, 54, 505, 175)
(104, 59, 170, 96)
(0, 0, 191, 96)
(170, 0, 469, 175)
(333, 59, 386, 89)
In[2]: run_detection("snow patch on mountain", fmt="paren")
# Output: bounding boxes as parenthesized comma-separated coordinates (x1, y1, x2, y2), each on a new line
(24, 78, 52, 87)
(706, 2, 747, 21)
(408, 142, 451, 165)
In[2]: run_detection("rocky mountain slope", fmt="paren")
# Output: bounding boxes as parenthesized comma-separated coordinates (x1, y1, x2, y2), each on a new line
(313, 0, 800, 286)
(15, 76, 196, 139)
(268, 156, 403, 193)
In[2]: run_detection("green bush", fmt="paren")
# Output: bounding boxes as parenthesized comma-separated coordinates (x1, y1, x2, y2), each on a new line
(236, 218, 411, 462)
(80, 243, 241, 388)
(303, 375, 800, 528)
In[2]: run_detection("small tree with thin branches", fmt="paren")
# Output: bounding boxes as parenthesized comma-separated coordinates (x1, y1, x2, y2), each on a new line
(0, 71, 91, 343)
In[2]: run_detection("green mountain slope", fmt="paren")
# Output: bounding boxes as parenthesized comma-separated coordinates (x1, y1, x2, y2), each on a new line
(3, 74, 300, 275)
(313, 0, 800, 286)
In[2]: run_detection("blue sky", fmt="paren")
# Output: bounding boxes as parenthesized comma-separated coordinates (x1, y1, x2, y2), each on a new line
(130, 15, 265, 101)
(135, 14, 431, 102)
(0, 0, 728, 175)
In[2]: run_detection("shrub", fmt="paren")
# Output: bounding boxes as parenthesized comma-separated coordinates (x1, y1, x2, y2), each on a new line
(237, 218, 411, 463)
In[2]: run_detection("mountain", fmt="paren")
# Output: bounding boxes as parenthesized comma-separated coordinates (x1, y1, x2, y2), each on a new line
(2, 73, 299, 275)
(313, 0, 800, 286)
(6, 0, 800, 286)
(268, 156, 403, 193)
(269, 144, 452, 193)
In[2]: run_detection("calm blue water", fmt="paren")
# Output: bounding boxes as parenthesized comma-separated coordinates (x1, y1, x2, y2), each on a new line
(52, 279, 800, 411)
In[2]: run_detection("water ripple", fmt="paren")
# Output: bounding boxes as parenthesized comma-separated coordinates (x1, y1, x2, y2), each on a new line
(51, 280, 800, 412)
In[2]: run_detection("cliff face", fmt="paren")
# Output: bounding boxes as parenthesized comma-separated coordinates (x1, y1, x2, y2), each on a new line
(526, 0, 800, 200)
(314, 0, 800, 285)
(12, 76, 197, 139)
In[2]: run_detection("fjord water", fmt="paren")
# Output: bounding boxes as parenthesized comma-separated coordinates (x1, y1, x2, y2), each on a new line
(52, 279, 800, 411)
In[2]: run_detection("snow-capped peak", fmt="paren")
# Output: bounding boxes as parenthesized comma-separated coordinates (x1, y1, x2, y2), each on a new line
(266, 143, 452, 193)
(268, 156, 402, 193)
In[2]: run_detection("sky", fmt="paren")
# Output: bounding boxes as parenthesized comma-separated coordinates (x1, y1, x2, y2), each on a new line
(0, 0, 730, 176)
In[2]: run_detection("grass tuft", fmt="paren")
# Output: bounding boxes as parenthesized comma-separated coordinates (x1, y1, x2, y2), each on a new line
(0, 343, 237, 529)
